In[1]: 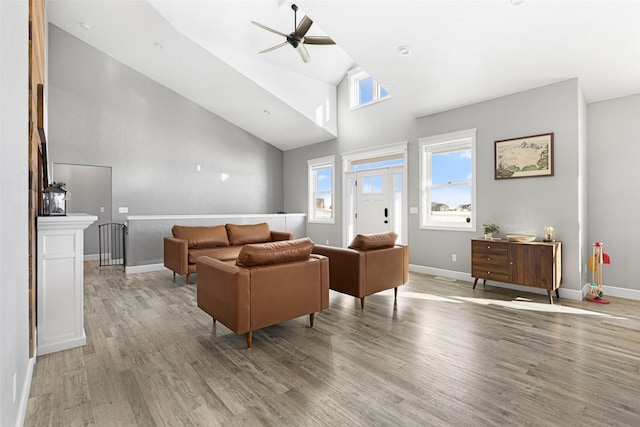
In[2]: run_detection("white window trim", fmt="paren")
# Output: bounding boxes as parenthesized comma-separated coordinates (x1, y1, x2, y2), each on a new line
(419, 129, 476, 231)
(348, 67, 390, 110)
(308, 155, 335, 224)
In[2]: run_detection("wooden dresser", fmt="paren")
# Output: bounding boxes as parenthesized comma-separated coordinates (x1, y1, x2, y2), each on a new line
(471, 238, 562, 303)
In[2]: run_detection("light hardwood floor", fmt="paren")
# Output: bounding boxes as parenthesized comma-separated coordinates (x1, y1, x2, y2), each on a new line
(25, 262, 640, 426)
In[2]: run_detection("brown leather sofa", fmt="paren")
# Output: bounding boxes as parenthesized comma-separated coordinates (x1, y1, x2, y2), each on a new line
(313, 231, 409, 309)
(164, 223, 292, 284)
(196, 237, 329, 348)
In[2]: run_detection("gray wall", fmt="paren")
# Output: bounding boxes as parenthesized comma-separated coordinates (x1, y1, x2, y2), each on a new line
(53, 163, 112, 256)
(588, 95, 640, 296)
(48, 25, 284, 224)
(0, 1, 31, 425)
(285, 78, 587, 296)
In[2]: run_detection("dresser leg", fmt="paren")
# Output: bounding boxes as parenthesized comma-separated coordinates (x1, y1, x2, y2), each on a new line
(473, 277, 478, 289)
(547, 290, 554, 304)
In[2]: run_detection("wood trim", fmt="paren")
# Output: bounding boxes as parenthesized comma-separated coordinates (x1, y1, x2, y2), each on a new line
(28, 0, 46, 357)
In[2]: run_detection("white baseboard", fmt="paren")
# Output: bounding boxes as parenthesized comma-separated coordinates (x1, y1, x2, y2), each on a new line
(409, 264, 586, 302)
(125, 263, 166, 274)
(16, 355, 35, 427)
(84, 254, 100, 261)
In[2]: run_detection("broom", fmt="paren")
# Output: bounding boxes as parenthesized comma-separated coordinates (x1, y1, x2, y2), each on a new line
(586, 242, 610, 304)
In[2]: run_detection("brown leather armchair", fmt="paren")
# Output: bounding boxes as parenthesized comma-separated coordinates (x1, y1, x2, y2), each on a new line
(196, 238, 329, 348)
(313, 232, 409, 309)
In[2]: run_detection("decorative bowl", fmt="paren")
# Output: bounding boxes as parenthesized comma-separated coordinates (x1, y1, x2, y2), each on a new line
(506, 234, 536, 242)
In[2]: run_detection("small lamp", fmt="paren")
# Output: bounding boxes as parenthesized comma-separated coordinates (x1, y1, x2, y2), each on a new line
(42, 184, 67, 216)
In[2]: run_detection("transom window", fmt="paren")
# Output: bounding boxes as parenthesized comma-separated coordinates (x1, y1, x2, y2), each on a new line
(419, 129, 476, 231)
(308, 155, 335, 224)
(348, 67, 390, 109)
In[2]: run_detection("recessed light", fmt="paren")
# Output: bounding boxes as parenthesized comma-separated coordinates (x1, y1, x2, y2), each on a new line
(80, 22, 91, 30)
(397, 45, 411, 56)
(507, 0, 524, 6)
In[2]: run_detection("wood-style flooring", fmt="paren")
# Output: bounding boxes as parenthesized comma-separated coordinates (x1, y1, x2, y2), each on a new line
(25, 262, 640, 426)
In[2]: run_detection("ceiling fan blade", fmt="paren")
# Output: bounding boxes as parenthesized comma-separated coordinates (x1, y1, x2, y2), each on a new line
(295, 15, 313, 38)
(296, 44, 310, 63)
(303, 36, 336, 45)
(258, 42, 288, 54)
(251, 21, 289, 38)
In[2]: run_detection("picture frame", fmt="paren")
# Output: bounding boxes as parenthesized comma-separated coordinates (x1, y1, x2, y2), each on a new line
(495, 132, 554, 179)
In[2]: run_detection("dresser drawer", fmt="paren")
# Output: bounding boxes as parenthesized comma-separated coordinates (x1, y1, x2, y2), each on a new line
(472, 265, 509, 282)
(471, 240, 509, 256)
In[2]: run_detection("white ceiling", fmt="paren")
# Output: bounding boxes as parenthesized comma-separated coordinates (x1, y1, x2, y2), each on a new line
(47, 0, 640, 151)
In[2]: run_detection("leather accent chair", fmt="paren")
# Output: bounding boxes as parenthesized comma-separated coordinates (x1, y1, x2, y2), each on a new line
(313, 231, 409, 309)
(196, 238, 329, 348)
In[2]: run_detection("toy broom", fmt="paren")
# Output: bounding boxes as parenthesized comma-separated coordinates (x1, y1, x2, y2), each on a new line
(587, 242, 610, 304)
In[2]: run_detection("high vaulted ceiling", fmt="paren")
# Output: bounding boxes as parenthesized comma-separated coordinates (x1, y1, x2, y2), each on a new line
(47, 0, 640, 151)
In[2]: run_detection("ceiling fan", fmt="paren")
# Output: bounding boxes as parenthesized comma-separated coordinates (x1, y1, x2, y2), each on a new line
(251, 4, 335, 63)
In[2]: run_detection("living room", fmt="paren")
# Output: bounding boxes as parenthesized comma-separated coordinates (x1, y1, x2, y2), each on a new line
(2, 1, 640, 426)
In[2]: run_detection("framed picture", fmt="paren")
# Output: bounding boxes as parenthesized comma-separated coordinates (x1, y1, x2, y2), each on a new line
(495, 132, 554, 179)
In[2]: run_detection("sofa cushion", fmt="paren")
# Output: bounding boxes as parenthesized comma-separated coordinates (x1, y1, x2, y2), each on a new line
(226, 223, 271, 245)
(188, 246, 243, 264)
(236, 237, 314, 267)
(172, 225, 229, 249)
(348, 231, 398, 251)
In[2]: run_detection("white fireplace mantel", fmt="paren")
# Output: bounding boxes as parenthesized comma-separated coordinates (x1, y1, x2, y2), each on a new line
(37, 213, 97, 355)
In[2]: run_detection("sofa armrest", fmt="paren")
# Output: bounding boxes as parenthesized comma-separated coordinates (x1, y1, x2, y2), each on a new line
(164, 237, 189, 275)
(312, 245, 366, 297)
(196, 257, 250, 335)
(270, 230, 293, 241)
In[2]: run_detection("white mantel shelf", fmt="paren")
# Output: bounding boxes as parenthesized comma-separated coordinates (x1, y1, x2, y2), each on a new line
(38, 213, 98, 230)
(37, 213, 97, 355)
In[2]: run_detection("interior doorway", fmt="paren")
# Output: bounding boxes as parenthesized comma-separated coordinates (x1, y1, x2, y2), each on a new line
(342, 143, 407, 246)
(53, 163, 112, 257)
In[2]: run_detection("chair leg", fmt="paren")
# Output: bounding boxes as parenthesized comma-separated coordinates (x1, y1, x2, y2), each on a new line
(173, 272, 176, 282)
(246, 331, 252, 348)
(309, 312, 315, 327)
(360, 297, 365, 309)
(394, 287, 398, 300)
(186, 273, 191, 284)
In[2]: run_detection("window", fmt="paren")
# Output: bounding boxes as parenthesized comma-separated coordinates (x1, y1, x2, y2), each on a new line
(419, 129, 476, 230)
(348, 67, 390, 109)
(308, 155, 335, 223)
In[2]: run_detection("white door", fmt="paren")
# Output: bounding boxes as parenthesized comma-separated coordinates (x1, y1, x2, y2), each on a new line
(356, 169, 391, 235)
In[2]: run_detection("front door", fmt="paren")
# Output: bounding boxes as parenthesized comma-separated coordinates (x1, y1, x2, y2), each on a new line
(356, 169, 391, 235)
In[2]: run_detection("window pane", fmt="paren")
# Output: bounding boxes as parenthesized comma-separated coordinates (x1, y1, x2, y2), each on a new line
(432, 149, 472, 185)
(358, 76, 374, 104)
(380, 85, 389, 98)
(429, 186, 471, 223)
(315, 167, 332, 192)
(372, 175, 382, 192)
(362, 175, 382, 193)
(394, 173, 403, 242)
(314, 192, 332, 219)
(394, 173, 403, 192)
